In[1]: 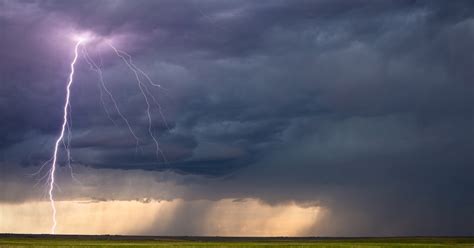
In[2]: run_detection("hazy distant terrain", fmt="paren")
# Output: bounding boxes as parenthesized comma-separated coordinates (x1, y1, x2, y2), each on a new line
(1, 235, 473, 247)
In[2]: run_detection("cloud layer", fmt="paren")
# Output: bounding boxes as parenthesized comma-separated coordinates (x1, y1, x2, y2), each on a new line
(0, 0, 473, 235)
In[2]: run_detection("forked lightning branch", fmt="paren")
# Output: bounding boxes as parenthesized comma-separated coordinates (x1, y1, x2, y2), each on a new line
(42, 33, 167, 234)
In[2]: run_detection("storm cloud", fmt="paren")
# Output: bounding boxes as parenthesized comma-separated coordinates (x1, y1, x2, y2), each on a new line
(0, 0, 473, 236)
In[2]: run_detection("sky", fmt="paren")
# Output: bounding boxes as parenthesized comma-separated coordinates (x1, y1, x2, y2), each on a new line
(0, 0, 473, 236)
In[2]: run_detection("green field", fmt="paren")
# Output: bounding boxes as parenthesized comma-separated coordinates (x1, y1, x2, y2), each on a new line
(1, 236, 473, 248)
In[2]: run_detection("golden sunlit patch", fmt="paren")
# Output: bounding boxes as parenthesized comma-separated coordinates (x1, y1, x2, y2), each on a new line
(0, 199, 322, 236)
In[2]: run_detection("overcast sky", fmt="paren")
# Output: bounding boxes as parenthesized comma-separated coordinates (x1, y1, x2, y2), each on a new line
(0, 0, 473, 236)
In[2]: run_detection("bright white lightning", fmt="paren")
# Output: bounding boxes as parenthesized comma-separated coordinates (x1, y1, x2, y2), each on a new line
(42, 34, 169, 234)
(73, 32, 94, 44)
(48, 39, 83, 234)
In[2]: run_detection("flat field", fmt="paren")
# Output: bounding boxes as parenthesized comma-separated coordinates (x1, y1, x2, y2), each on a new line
(0, 235, 473, 248)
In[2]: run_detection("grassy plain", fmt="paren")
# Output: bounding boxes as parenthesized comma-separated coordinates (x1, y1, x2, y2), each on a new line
(0, 235, 473, 248)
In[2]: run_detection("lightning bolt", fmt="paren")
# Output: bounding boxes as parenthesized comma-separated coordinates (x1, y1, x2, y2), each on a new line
(109, 48, 171, 131)
(81, 46, 142, 152)
(40, 35, 169, 234)
(48, 39, 83, 234)
(108, 43, 167, 162)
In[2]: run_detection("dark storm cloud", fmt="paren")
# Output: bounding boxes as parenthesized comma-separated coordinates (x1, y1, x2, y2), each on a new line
(1, 0, 473, 235)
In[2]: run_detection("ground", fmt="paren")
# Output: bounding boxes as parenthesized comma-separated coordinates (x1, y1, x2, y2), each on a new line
(0, 235, 473, 247)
